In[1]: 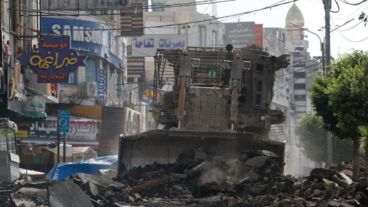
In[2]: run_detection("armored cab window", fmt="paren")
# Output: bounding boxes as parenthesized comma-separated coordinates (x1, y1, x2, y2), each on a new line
(255, 63, 264, 73)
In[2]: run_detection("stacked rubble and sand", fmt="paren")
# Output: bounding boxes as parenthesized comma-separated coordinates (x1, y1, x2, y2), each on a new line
(1, 151, 367, 207)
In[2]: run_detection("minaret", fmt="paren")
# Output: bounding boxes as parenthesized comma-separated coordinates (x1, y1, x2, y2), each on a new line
(285, 4, 306, 51)
(211, 0, 218, 17)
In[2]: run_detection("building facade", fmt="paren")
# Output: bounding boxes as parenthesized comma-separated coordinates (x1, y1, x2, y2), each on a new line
(1, 0, 129, 170)
(283, 4, 322, 176)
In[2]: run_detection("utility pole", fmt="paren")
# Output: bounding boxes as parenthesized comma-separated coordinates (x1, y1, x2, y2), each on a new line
(323, 0, 333, 167)
(324, 0, 331, 67)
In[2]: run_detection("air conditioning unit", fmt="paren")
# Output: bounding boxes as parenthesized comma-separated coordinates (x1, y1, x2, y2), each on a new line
(78, 82, 97, 98)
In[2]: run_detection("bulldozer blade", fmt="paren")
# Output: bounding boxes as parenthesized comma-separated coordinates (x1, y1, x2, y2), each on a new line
(117, 130, 285, 176)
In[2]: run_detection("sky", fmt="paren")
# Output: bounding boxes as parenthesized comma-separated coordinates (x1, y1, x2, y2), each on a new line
(197, 0, 368, 58)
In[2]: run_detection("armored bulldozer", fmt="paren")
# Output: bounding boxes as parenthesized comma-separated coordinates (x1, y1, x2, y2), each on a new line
(117, 46, 288, 175)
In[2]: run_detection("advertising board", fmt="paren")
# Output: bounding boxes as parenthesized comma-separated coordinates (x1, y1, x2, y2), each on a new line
(97, 68, 106, 102)
(132, 34, 187, 57)
(28, 116, 99, 141)
(41, 17, 125, 69)
(224, 22, 256, 48)
(19, 36, 86, 83)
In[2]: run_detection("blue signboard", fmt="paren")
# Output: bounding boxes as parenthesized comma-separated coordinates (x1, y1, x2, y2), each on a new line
(97, 68, 106, 102)
(19, 36, 86, 83)
(58, 110, 70, 133)
(41, 17, 125, 69)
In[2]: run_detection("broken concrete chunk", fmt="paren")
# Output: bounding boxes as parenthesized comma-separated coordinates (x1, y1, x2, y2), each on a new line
(11, 187, 48, 207)
(236, 169, 260, 185)
(48, 180, 93, 207)
(75, 173, 125, 189)
(88, 182, 99, 196)
(245, 156, 270, 169)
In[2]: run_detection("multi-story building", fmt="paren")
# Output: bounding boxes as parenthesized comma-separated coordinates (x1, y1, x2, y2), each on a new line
(0, 1, 129, 171)
(263, 27, 290, 144)
(283, 4, 323, 176)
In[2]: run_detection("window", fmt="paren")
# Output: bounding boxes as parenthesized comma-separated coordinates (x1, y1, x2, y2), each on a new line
(294, 95, 306, 101)
(69, 71, 77, 85)
(255, 63, 264, 73)
(255, 94, 262, 106)
(86, 58, 97, 82)
(199, 25, 207, 47)
(294, 72, 305, 78)
(294, 83, 306, 90)
(212, 30, 218, 47)
(256, 80, 263, 92)
(127, 77, 135, 83)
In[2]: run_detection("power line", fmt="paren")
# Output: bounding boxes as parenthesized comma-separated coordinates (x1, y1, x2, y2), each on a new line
(337, 31, 368, 42)
(332, 0, 368, 20)
(32, 0, 299, 32)
(273, 63, 321, 92)
(331, 0, 341, 13)
(338, 0, 368, 5)
(8, 0, 236, 14)
(334, 18, 363, 31)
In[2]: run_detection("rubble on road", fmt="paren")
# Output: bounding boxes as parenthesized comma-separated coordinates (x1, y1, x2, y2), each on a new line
(2, 152, 368, 206)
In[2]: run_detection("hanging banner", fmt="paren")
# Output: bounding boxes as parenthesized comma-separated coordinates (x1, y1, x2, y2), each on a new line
(19, 36, 86, 83)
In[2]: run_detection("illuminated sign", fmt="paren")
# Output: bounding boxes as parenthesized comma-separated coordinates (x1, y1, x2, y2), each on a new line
(19, 36, 86, 83)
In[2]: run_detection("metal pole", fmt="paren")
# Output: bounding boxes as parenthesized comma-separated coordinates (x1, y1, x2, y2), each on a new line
(321, 42, 326, 75)
(57, 131, 60, 164)
(323, 0, 333, 167)
(63, 133, 66, 162)
(324, 0, 331, 68)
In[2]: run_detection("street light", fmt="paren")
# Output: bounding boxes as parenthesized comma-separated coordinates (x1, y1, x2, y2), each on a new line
(290, 23, 326, 76)
(303, 28, 326, 76)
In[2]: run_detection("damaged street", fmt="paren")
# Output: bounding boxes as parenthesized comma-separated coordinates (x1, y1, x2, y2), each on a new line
(1, 151, 367, 207)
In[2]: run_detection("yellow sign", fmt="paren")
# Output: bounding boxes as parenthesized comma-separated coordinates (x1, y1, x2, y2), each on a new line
(16, 130, 28, 138)
(144, 88, 161, 99)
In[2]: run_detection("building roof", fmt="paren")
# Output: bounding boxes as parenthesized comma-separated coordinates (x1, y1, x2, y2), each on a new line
(285, 4, 304, 28)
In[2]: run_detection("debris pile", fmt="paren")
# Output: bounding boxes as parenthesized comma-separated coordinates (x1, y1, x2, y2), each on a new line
(2, 152, 368, 207)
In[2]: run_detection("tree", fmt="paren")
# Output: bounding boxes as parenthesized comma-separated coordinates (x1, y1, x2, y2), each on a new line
(296, 115, 326, 163)
(311, 50, 368, 179)
(296, 114, 353, 164)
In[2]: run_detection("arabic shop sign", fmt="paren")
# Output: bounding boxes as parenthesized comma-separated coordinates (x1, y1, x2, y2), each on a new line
(19, 36, 86, 83)
(41, 17, 125, 69)
(132, 34, 187, 57)
(28, 116, 99, 141)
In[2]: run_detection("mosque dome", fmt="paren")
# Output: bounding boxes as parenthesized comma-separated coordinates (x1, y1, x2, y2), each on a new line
(285, 4, 304, 28)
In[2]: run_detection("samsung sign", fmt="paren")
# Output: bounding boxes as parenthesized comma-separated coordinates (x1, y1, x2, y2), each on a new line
(41, 17, 125, 69)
